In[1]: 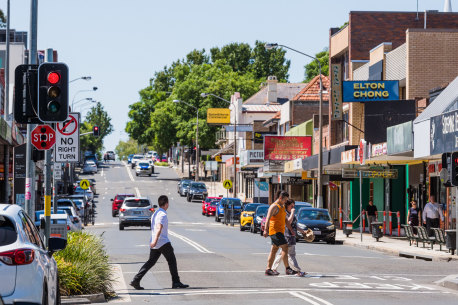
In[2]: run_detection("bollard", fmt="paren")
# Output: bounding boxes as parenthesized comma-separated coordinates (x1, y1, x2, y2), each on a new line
(383, 211, 386, 234)
(389, 211, 393, 236)
(362, 210, 366, 232)
(397, 211, 401, 236)
(339, 207, 343, 229)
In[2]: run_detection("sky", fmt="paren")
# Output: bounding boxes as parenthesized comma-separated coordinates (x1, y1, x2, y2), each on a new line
(6, 0, 452, 151)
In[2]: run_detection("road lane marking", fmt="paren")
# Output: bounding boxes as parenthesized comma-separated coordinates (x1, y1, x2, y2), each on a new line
(135, 187, 141, 197)
(101, 168, 104, 177)
(289, 291, 324, 305)
(122, 161, 135, 182)
(169, 230, 213, 253)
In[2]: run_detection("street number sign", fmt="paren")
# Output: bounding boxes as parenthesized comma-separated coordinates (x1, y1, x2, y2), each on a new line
(54, 112, 80, 163)
(223, 179, 233, 190)
(79, 179, 90, 190)
(31, 125, 56, 150)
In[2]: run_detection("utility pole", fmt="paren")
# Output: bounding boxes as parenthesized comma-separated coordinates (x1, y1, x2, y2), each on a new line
(25, 0, 38, 219)
(4, 0, 11, 204)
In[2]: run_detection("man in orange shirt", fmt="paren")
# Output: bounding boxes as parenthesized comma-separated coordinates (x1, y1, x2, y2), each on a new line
(263, 191, 297, 276)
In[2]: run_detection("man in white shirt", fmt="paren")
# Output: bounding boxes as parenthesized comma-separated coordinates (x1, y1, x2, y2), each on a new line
(422, 195, 444, 236)
(130, 195, 188, 290)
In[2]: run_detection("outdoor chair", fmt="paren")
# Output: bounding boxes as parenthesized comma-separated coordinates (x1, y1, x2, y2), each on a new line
(402, 224, 418, 246)
(414, 226, 435, 249)
(431, 228, 446, 251)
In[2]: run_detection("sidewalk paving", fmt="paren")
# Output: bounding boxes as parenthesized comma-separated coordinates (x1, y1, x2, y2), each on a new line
(336, 229, 457, 262)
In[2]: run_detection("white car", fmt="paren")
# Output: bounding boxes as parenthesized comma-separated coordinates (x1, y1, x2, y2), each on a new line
(135, 161, 154, 176)
(58, 206, 83, 231)
(131, 154, 144, 168)
(0, 204, 66, 305)
(82, 160, 97, 174)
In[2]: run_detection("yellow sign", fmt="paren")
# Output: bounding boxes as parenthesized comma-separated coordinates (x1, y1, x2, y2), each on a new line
(207, 108, 230, 124)
(80, 179, 90, 190)
(215, 156, 222, 162)
(223, 179, 233, 190)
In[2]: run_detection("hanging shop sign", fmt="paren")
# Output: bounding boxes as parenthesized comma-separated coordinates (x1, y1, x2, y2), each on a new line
(342, 80, 399, 102)
(207, 108, 230, 124)
(263, 160, 284, 172)
(224, 124, 253, 132)
(430, 109, 458, 155)
(240, 150, 264, 167)
(284, 158, 303, 173)
(387, 121, 413, 155)
(342, 169, 398, 179)
(371, 142, 387, 157)
(264, 136, 312, 161)
(341, 149, 356, 164)
(358, 139, 367, 165)
(330, 64, 342, 120)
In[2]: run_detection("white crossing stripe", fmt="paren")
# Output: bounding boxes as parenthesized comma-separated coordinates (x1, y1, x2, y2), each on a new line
(169, 230, 213, 253)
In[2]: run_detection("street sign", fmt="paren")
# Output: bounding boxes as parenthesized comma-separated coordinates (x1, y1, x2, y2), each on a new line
(31, 125, 56, 150)
(223, 179, 233, 190)
(342, 169, 398, 179)
(54, 112, 80, 163)
(53, 163, 62, 180)
(80, 179, 90, 190)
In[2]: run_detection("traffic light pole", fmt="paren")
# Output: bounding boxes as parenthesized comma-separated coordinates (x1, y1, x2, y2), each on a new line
(25, 0, 38, 220)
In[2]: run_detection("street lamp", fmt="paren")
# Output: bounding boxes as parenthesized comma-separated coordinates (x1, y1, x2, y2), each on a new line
(265, 43, 324, 208)
(201, 93, 238, 198)
(71, 87, 98, 110)
(76, 100, 96, 110)
(70, 76, 92, 83)
(173, 100, 200, 182)
(73, 98, 93, 109)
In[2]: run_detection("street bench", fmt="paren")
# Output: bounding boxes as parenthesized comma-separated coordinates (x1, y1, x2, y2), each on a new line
(402, 225, 418, 246)
(414, 226, 435, 249)
(431, 228, 446, 251)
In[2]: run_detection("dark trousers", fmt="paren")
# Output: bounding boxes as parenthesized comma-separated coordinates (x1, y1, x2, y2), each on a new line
(426, 218, 439, 237)
(133, 242, 180, 284)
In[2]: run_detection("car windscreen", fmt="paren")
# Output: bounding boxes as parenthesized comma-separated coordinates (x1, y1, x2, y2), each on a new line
(256, 206, 268, 216)
(210, 202, 218, 207)
(72, 200, 84, 207)
(244, 204, 258, 212)
(182, 182, 190, 187)
(117, 195, 134, 201)
(0, 215, 17, 246)
(298, 210, 331, 221)
(124, 199, 150, 207)
(138, 163, 149, 167)
(191, 183, 206, 189)
(59, 208, 72, 216)
(57, 200, 73, 207)
(227, 199, 241, 207)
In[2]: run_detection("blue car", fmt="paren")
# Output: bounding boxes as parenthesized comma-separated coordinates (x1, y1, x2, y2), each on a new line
(215, 198, 242, 222)
(127, 154, 134, 164)
(34, 210, 66, 228)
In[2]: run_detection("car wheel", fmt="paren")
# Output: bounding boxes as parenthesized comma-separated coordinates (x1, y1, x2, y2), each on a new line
(112, 211, 116, 217)
(136, 173, 138, 176)
(42, 282, 49, 305)
(152, 169, 155, 174)
(119, 223, 124, 230)
(206, 213, 210, 217)
(326, 238, 336, 244)
(149, 174, 152, 176)
(202, 211, 205, 215)
(187, 195, 191, 202)
(240, 224, 244, 231)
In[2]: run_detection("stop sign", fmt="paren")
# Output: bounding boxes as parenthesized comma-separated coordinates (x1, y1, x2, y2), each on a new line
(31, 125, 56, 150)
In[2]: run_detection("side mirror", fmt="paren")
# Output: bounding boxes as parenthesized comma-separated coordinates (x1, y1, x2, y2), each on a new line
(110, 199, 114, 201)
(48, 237, 67, 255)
(153, 205, 158, 209)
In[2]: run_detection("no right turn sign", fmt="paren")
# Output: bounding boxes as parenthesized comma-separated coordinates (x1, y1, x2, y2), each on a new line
(54, 112, 80, 163)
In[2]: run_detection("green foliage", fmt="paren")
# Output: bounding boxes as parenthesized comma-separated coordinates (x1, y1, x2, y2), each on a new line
(304, 50, 329, 82)
(250, 40, 290, 82)
(81, 102, 113, 155)
(154, 161, 169, 167)
(115, 138, 138, 160)
(55, 232, 114, 297)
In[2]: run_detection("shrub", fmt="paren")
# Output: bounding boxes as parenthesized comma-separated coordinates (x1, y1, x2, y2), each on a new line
(154, 162, 169, 167)
(55, 232, 114, 298)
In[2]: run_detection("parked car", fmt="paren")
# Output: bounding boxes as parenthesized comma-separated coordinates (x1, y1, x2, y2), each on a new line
(34, 210, 67, 228)
(0, 204, 65, 305)
(205, 201, 219, 217)
(111, 193, 135, 217)
(61, 195, 91, 217)
(58, 206, 83, 231)
(119, 198, 157, 230)
(178, 180, 192, 197)
(127, 154, 134, 164)
(135, 161, 154, 176)
(104, 151, 116, 161)
(84, 154, 98, 166)
(296, 208, 336, 244)
(55, 199, 80, 217)
(177, 179, 191, 194)
(239, 203, 261, 231)
(224, 198, 243, 223)
(131, 154, 144, 168)
(215, 198, 242, 222)
(202, 197, 222, 215)
(38, 213, 80, 232)
(251, 204, 269, 234)
(161, 155, 168, 162)
(82, 160, 97, 174)
(76, 179, 97, 195)
(74, 187, 94, 202)
(187, 182, 208, 202)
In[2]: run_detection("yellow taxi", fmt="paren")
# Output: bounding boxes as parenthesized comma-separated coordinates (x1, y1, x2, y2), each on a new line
(240, 203, 261, 231)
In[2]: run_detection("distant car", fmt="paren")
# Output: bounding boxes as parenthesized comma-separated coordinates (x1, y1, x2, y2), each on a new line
(161, 155, 167, 162)
(177, 179, 191, 194)
(82, 161, 97, 174)
(84, 154, 98, 166)
(131, 155, 144, 168)
(135, 161, 154, 176)
(187, 182, 208, 202)
(205, 201, 219, 217)
(251, 204, 269, 234)
(0, 204, 65, 305)
(58, 206, 83, 231)
(178, 180, 192, 197)
(34, 210, 67, 228)
(76, 179, 97, 195)
(202, 197, 222, 215)
(104, 151, 115, 161)
(38, 213, 80, 232)
(119, 197, 157, 230)
(74, 187, 94, 202)
(239, 203, 261, 231)
(127, 154, 134, 164)
(111, 193, 135, 217)
(296, 208, 336, 244)
(61, 195, 91, 216)
(55, 199, 80, 216)
(215, 198, 242, 222)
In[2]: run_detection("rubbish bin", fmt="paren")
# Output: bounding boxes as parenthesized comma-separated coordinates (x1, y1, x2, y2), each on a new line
(371, 222, 383, 241)
(445, 230, 456, 255)
(343, 221, 353, 237)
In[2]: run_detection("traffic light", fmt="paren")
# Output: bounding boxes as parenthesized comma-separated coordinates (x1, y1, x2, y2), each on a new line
(93, 126, 100, 136)
(38, 62, 69, 122)
(451, 151, 458, 186)
(14, 64, 41, 124)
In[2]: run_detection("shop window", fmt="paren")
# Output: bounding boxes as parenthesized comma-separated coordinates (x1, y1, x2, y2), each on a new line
(342, 111, 349, 142)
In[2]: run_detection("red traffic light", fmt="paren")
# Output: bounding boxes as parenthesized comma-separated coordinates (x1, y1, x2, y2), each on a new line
(47, 72, 61, 84)
(94, 126, 99, 131)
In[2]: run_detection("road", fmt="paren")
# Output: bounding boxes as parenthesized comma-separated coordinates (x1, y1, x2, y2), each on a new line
(83, 161, 458, 305)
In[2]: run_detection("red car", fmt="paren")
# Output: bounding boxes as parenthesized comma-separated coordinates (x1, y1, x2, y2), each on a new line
(111, 193, 135, 217)
(202, 197, 222, 216)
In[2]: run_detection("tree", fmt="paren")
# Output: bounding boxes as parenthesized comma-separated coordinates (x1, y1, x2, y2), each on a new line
(250, 40, 290, 81)
(304, 50, 329, 82)
(210, 43, 252, 74)
(149, 102, 177, 155)
(115, 138, 138, 160)
(81, 102, 113, 155)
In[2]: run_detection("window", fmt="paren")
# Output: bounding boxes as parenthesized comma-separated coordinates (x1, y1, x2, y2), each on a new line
(369, 182, 374, 202)
(342, 111, 349, 142)
(0, 215, 17, 246)
(125, 199, 151, 207)
(24, 212, 45, 249)
(19, 211, 40, 247)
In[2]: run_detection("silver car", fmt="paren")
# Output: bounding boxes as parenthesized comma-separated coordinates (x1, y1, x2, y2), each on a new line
(82, 160, 97, 174)
(119, 197, 157, 230)
(178, 180, 192, 197)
